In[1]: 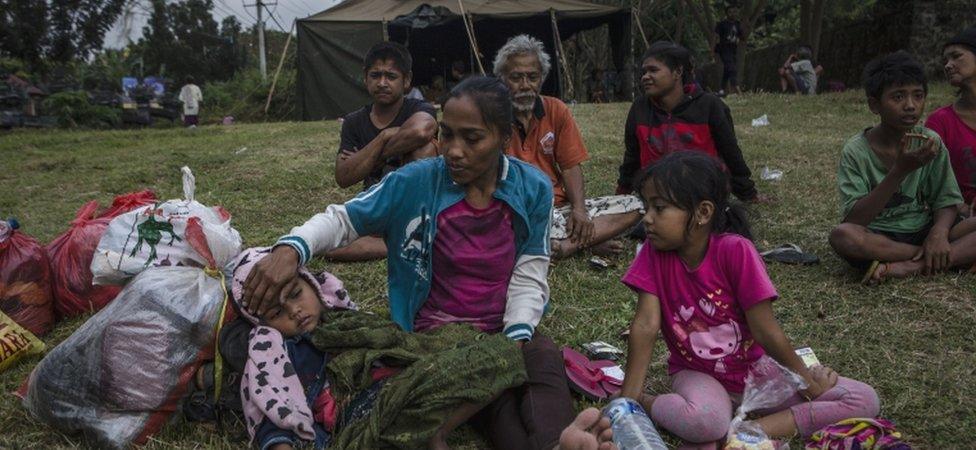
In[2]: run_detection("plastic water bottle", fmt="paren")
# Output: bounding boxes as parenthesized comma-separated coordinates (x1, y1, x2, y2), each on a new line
(602, 398, 667, 450)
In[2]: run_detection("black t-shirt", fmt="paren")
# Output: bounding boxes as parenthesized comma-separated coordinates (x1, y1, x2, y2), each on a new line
(714, 20, 741, 52)
(339, 98, 436, 188)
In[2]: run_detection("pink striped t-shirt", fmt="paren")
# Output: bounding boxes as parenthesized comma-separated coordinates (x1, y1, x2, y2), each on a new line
(414, 198, 516, 333)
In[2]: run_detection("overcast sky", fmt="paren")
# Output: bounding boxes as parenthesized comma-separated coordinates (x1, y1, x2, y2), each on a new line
(105, 0, 341, 48)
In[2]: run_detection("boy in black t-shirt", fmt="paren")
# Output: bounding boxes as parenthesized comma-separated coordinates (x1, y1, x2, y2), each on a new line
(330, 41, 438, 261)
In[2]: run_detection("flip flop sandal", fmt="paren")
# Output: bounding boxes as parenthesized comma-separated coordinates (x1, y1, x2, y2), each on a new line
(562, 347, 623, 401)
(860, 261, 889, 285)
(760, 244, 819, 265)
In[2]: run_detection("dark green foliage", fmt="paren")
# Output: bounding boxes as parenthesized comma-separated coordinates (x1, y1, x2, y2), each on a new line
(0, 0, 125, 69)
(137, 0, 247, 84)
(44, 91, 120, 128)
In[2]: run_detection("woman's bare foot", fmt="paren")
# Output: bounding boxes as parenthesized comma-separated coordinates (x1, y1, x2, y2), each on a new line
(556, 408, 616, 450)
(589, 239, 625, 257)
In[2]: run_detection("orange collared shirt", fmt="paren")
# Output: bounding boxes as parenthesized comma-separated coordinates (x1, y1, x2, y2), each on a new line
(506, 95, 589, 206)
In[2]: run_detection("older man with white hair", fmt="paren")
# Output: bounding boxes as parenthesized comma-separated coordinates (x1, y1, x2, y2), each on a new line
(494, 34, 643, 258)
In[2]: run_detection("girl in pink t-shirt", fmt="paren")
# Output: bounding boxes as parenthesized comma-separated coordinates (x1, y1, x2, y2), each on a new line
(619, 152, 880, 449)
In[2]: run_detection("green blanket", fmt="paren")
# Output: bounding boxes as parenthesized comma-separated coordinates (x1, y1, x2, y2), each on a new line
(311, 310, 527, 449)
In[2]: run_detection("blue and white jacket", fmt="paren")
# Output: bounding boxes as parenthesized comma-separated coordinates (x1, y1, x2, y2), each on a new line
(276, 155, 553, 341)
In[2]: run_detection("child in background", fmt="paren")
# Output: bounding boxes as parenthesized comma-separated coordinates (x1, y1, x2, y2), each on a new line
(829, 51, 976, 283)
(926, 27, 976, 215)
(779, 46, 820, 95)
(619, 151, 880, 449)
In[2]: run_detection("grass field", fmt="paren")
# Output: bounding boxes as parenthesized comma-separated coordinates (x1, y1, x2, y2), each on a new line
(1, 85, 973, 449)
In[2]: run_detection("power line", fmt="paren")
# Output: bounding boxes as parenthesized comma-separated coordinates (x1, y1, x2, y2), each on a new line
(268, 10, 288, 32)
(296, 0, 316, 14)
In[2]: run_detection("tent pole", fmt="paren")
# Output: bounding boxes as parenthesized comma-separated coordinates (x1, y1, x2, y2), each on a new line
(633, 7, 650, 47)
(265, 20, 296, 115)
(549, 9, 574, 100)
(457, 0, 486, 74)
(382, 19, 389, 41)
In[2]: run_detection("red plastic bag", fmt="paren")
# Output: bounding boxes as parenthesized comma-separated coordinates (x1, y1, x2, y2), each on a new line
(99, 190, 157, 219)
(0, 219, 55, 336)
(47, 191, 156, 317)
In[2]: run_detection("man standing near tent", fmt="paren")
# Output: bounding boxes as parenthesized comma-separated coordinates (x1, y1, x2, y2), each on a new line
(179, 76, 203, 127)
(494, 34, 643, 258)
(330, 41, 438, 261)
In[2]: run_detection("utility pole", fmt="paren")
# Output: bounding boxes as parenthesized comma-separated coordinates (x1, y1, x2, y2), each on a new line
(257, 0, 266, 80)
(245, 0, 276, 81)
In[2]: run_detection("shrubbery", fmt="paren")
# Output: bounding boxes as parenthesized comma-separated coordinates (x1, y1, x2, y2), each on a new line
(44, 91, 120, 128)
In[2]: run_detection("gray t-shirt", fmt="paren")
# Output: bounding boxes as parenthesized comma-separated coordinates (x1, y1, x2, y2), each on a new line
(790, 60, 817, 95)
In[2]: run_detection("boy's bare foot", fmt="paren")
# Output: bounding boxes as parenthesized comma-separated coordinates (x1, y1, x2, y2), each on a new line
(866, 259, 924, 285)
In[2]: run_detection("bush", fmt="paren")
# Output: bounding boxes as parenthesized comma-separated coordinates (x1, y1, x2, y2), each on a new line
(44, 91, 121, 128)
(200, 64, 296, 123)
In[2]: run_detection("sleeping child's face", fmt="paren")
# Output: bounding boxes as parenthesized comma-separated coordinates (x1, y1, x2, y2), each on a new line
(260, 277, 323, 337)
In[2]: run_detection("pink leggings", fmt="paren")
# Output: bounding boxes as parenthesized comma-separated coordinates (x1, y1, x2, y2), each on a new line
(649, 370, 881, 450)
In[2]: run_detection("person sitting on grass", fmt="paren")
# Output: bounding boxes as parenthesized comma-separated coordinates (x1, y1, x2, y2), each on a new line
(620, 151, 881, 449)
(926, 27, 976, 216)
(229, 247, 526, 450)
(329, 41, 438, 262)
(243, 76, 576, 450)
(494, 34, 643, 258)
(778, 45, 822, 95)
(829, 51, 976, 283)
(618, 41, 767, 205)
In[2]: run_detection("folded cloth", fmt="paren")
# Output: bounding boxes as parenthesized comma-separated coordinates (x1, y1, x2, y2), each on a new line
(312, 309, 528, 449)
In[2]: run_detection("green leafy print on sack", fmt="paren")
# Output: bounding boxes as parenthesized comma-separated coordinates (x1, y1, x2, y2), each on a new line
(131, 211, 182, 265)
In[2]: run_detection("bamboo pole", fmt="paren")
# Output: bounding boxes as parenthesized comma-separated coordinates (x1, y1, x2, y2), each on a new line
(633, 7, 650, 47)
(264, 20, 295, 115)
(549, 9, 574, 99)
(457, 0, 486, 74)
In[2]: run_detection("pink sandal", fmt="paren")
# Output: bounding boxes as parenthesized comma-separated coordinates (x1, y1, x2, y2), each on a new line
(563, 347, 623, 401)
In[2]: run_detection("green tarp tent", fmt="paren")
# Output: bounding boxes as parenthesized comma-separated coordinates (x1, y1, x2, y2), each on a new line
(297, 0, 631, 120)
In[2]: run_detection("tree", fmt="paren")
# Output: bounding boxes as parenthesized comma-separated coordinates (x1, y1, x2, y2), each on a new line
(138, 0, 245, 83)
(46, 0, 128, 63)
(0, 0, 125, 71)
(799, 0, 828, 58)
(0, 0, 48, 66)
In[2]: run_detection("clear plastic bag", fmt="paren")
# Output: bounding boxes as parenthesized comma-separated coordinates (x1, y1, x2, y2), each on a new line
(91, 167, 241, 286)
(725, 356, 807, 450)
(23, 198, 242, 449)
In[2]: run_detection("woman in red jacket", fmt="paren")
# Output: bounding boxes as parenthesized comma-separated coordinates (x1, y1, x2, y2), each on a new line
(618, 41, 766, 203)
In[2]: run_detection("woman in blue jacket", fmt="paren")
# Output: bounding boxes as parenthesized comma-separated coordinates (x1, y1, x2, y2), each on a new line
(242, 76, 574, 450)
